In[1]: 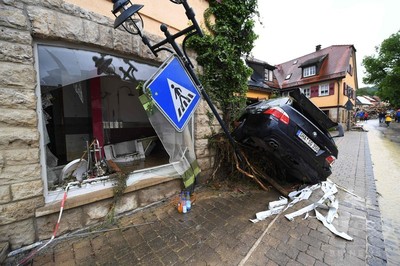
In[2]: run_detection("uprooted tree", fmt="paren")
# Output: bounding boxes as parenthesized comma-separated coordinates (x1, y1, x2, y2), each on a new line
(187, 1, 292, 193)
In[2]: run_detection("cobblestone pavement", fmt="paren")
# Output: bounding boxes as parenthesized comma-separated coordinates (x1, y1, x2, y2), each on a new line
(5, 130, 387, 265)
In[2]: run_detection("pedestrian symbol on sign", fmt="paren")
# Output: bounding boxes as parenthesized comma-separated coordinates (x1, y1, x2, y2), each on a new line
(143, 54, 201, 132)
(168, 79, 195, 121)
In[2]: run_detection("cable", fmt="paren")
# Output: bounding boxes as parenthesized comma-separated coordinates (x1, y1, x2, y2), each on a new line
(17, 184, 71, 265)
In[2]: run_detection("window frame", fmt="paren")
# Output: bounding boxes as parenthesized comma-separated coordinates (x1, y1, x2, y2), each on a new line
(319, 83, 329, 96)
(303, 65, 316, 77)
(264, 69, 274, 82)
(35, 43, 188, 203)
(301, 87, 311, 98)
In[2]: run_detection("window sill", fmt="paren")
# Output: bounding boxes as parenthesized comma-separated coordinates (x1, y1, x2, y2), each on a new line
(36, 175, 179, 217)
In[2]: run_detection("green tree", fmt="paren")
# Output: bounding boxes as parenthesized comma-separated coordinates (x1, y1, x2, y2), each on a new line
(356, 87, 377, 96)
(363, 31, 400, 107)
(187, 0, 258, 127)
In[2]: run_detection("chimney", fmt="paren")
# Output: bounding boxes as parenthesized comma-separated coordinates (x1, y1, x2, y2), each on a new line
(316, 45, 321, 51)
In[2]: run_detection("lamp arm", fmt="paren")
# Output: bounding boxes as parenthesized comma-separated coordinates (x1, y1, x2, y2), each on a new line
(181, 0, 203, 38)
(153, 47, 175, 55)
(182, 31, 197, 69)
(146, 24, 197, 56)
(158, 25, 244, 162)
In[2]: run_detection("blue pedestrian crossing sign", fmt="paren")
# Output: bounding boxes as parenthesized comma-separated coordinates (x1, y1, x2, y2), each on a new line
(143, 54, 201, 132)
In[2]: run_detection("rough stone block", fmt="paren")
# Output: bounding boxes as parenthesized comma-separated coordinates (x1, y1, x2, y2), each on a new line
(11, 180, 43, 200)
(197, 157, 212, 171)
(0, 241, 9, 264)
(0, 40, 33, 64)
(0, 62, 35, 88)
(115, 192, 139, 215)
(0, 196, 43, 225)
(195, 125, 214, 140)
(0, 4, 28, 30)
(0, 26, 32, 44)
(56, 12, 84, 40)
(0, 108, 37, 127)
(27, 6, 57, 37)
(112, 29, 134, 54)
(83, 19, 100, 44)
(83, 199, 112, 226)
(0, 218, 35, 249)
(0, 185, 11, 203)
(36, 207, 83, 240)
(97, 23, 114, 48)
(0, 88, 36, 110)
(2, 148, 39, 166)
(0, 127, 39, 149)
(0, 163, 41, 185)
(137, 180, 181, 207)
(194, 138, 210, 157)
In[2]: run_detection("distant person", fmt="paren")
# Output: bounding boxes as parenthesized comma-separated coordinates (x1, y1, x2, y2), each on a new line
(385, 113, 392, 127)
(396, 109, 400, 122)
(379, 111, 385, 124)
(359, 111, 365, 121)
(364, 112, 369, 122)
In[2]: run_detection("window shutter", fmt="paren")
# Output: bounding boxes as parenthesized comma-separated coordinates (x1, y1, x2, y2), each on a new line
(343, 82, 347, 95)
(329, 83, 334, 95)
(310, 85, 319, 97)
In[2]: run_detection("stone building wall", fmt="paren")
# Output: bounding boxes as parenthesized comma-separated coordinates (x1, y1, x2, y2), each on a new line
(0, 0, 216, 250)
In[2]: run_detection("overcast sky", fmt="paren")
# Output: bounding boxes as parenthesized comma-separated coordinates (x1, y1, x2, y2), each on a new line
(252, 0, 400, 88)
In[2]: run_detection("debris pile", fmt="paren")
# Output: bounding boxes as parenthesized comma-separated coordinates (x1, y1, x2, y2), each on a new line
(250, 179, 353, 241)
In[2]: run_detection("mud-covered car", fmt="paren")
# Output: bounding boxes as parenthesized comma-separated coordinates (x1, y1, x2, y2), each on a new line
(232, 89, 343, 184)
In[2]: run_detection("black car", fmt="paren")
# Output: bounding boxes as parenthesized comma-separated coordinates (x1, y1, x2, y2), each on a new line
(232, 89, 343, 184)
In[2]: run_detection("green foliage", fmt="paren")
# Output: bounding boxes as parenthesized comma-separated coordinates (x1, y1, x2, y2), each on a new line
(362, 31, 400, 106)
(187, 0, 259, 127)
(356, 87, 377, 96)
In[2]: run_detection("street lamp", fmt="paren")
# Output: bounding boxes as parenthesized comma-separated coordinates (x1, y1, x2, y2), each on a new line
(111, 0, 243, 161)
(112, 1, 144, 35)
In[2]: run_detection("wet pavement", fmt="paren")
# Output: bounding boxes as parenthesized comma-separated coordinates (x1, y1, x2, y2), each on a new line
(5, 127, 391, 265)
(364, 119, 400, 265)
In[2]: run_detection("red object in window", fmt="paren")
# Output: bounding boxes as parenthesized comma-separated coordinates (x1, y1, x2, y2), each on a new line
(90, 77, 104, 158)
(264, 107, 290, 125)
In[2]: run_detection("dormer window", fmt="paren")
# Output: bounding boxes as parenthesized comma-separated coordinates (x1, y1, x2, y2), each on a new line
(303, 65, 316, 77)
(264, 69, 273, 82)
(300, 54, 327, 78)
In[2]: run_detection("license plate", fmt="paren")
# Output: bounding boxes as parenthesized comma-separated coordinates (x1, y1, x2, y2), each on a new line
(296, 130, 320, 153)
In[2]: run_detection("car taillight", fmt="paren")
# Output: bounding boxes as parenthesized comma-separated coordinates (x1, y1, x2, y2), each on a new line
(325, 155, 336, 166)
(264, 107, 290, 125)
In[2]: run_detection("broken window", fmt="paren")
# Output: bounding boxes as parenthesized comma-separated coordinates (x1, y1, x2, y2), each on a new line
(37, 44, 189, 202)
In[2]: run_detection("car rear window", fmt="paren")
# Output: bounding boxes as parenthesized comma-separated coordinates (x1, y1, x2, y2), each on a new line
(245, 97, 291, 114)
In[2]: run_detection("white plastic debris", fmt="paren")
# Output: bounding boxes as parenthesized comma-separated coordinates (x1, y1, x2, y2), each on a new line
(251, 180, 353, 241)
(268, 196, 288, 209)
(250, 197, 288, 223)
(285, 183, 321, 210)
(315, 210, 353, 241)
(250, 205, 286, 223)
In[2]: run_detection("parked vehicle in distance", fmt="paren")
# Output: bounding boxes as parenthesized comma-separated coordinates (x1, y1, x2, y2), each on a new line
(232, 89, 344, 184)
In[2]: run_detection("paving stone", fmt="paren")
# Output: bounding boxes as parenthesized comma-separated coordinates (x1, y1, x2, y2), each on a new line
(297, 251, 316, 265)
(306, 245, 324, 261)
